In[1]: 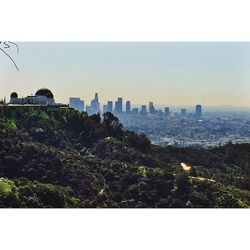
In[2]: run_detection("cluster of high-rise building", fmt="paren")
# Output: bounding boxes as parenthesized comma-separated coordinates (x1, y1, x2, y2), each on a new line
(86, 93, 101, 115)
(69, 93, 101, 114)
(69, 93, 202, 119)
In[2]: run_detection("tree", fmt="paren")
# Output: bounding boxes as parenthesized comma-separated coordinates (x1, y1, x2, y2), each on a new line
(102, 112, 123, 138)
(176, 172, 190, 190)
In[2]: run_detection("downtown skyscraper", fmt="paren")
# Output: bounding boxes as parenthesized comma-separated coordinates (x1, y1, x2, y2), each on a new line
(126, 101, 131, 114)
(86, 93, 100, 115)
(195, 104, 202, 119)
(115, 97, 123, 114)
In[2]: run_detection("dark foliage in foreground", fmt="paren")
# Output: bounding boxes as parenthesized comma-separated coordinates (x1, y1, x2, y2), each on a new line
(0, 106, 250, 208)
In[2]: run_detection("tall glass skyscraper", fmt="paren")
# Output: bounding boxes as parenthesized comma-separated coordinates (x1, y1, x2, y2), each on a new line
(69, 97, 84, 112)
(115, 97, 123, 113)
(86, 93, 100, 114)
(107, 101, 113, 112)
(149, 101, 155, 114)
(164, 107, 170, 116)
(126, 101, 131, 114)
(195, 104, 202, 118)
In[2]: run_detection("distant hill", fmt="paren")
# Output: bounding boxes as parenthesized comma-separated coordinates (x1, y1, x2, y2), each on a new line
(0, 106, 250, 208)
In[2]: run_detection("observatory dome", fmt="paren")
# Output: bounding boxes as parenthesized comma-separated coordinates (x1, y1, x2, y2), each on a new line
(10, 92, 18, 98)
(35, 88, 54, 99)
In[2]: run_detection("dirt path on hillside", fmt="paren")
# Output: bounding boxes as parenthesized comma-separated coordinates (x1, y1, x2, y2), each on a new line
(181, 163, 191, 172)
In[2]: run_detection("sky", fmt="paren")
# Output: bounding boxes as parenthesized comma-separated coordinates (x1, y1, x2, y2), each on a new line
(0, 42, 250, 107)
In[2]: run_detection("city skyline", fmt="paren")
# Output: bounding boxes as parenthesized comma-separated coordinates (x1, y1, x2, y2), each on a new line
(69, 92, 203, 118)
(4, 87, 250, 112)
(1, 42, 250, 107)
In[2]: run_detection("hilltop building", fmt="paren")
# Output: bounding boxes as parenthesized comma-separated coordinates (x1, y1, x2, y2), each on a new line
(9, 88, 56, 106)
(8, 88, 68, 108)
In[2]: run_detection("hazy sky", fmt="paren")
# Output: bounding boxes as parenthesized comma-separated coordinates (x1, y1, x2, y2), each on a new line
(0, 42, 250, 107)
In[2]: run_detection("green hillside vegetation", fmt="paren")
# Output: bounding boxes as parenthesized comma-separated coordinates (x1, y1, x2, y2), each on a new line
(0, 106, 250, 208)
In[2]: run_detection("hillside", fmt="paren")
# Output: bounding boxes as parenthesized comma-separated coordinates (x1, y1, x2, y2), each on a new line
(0, 106, 250, 208)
